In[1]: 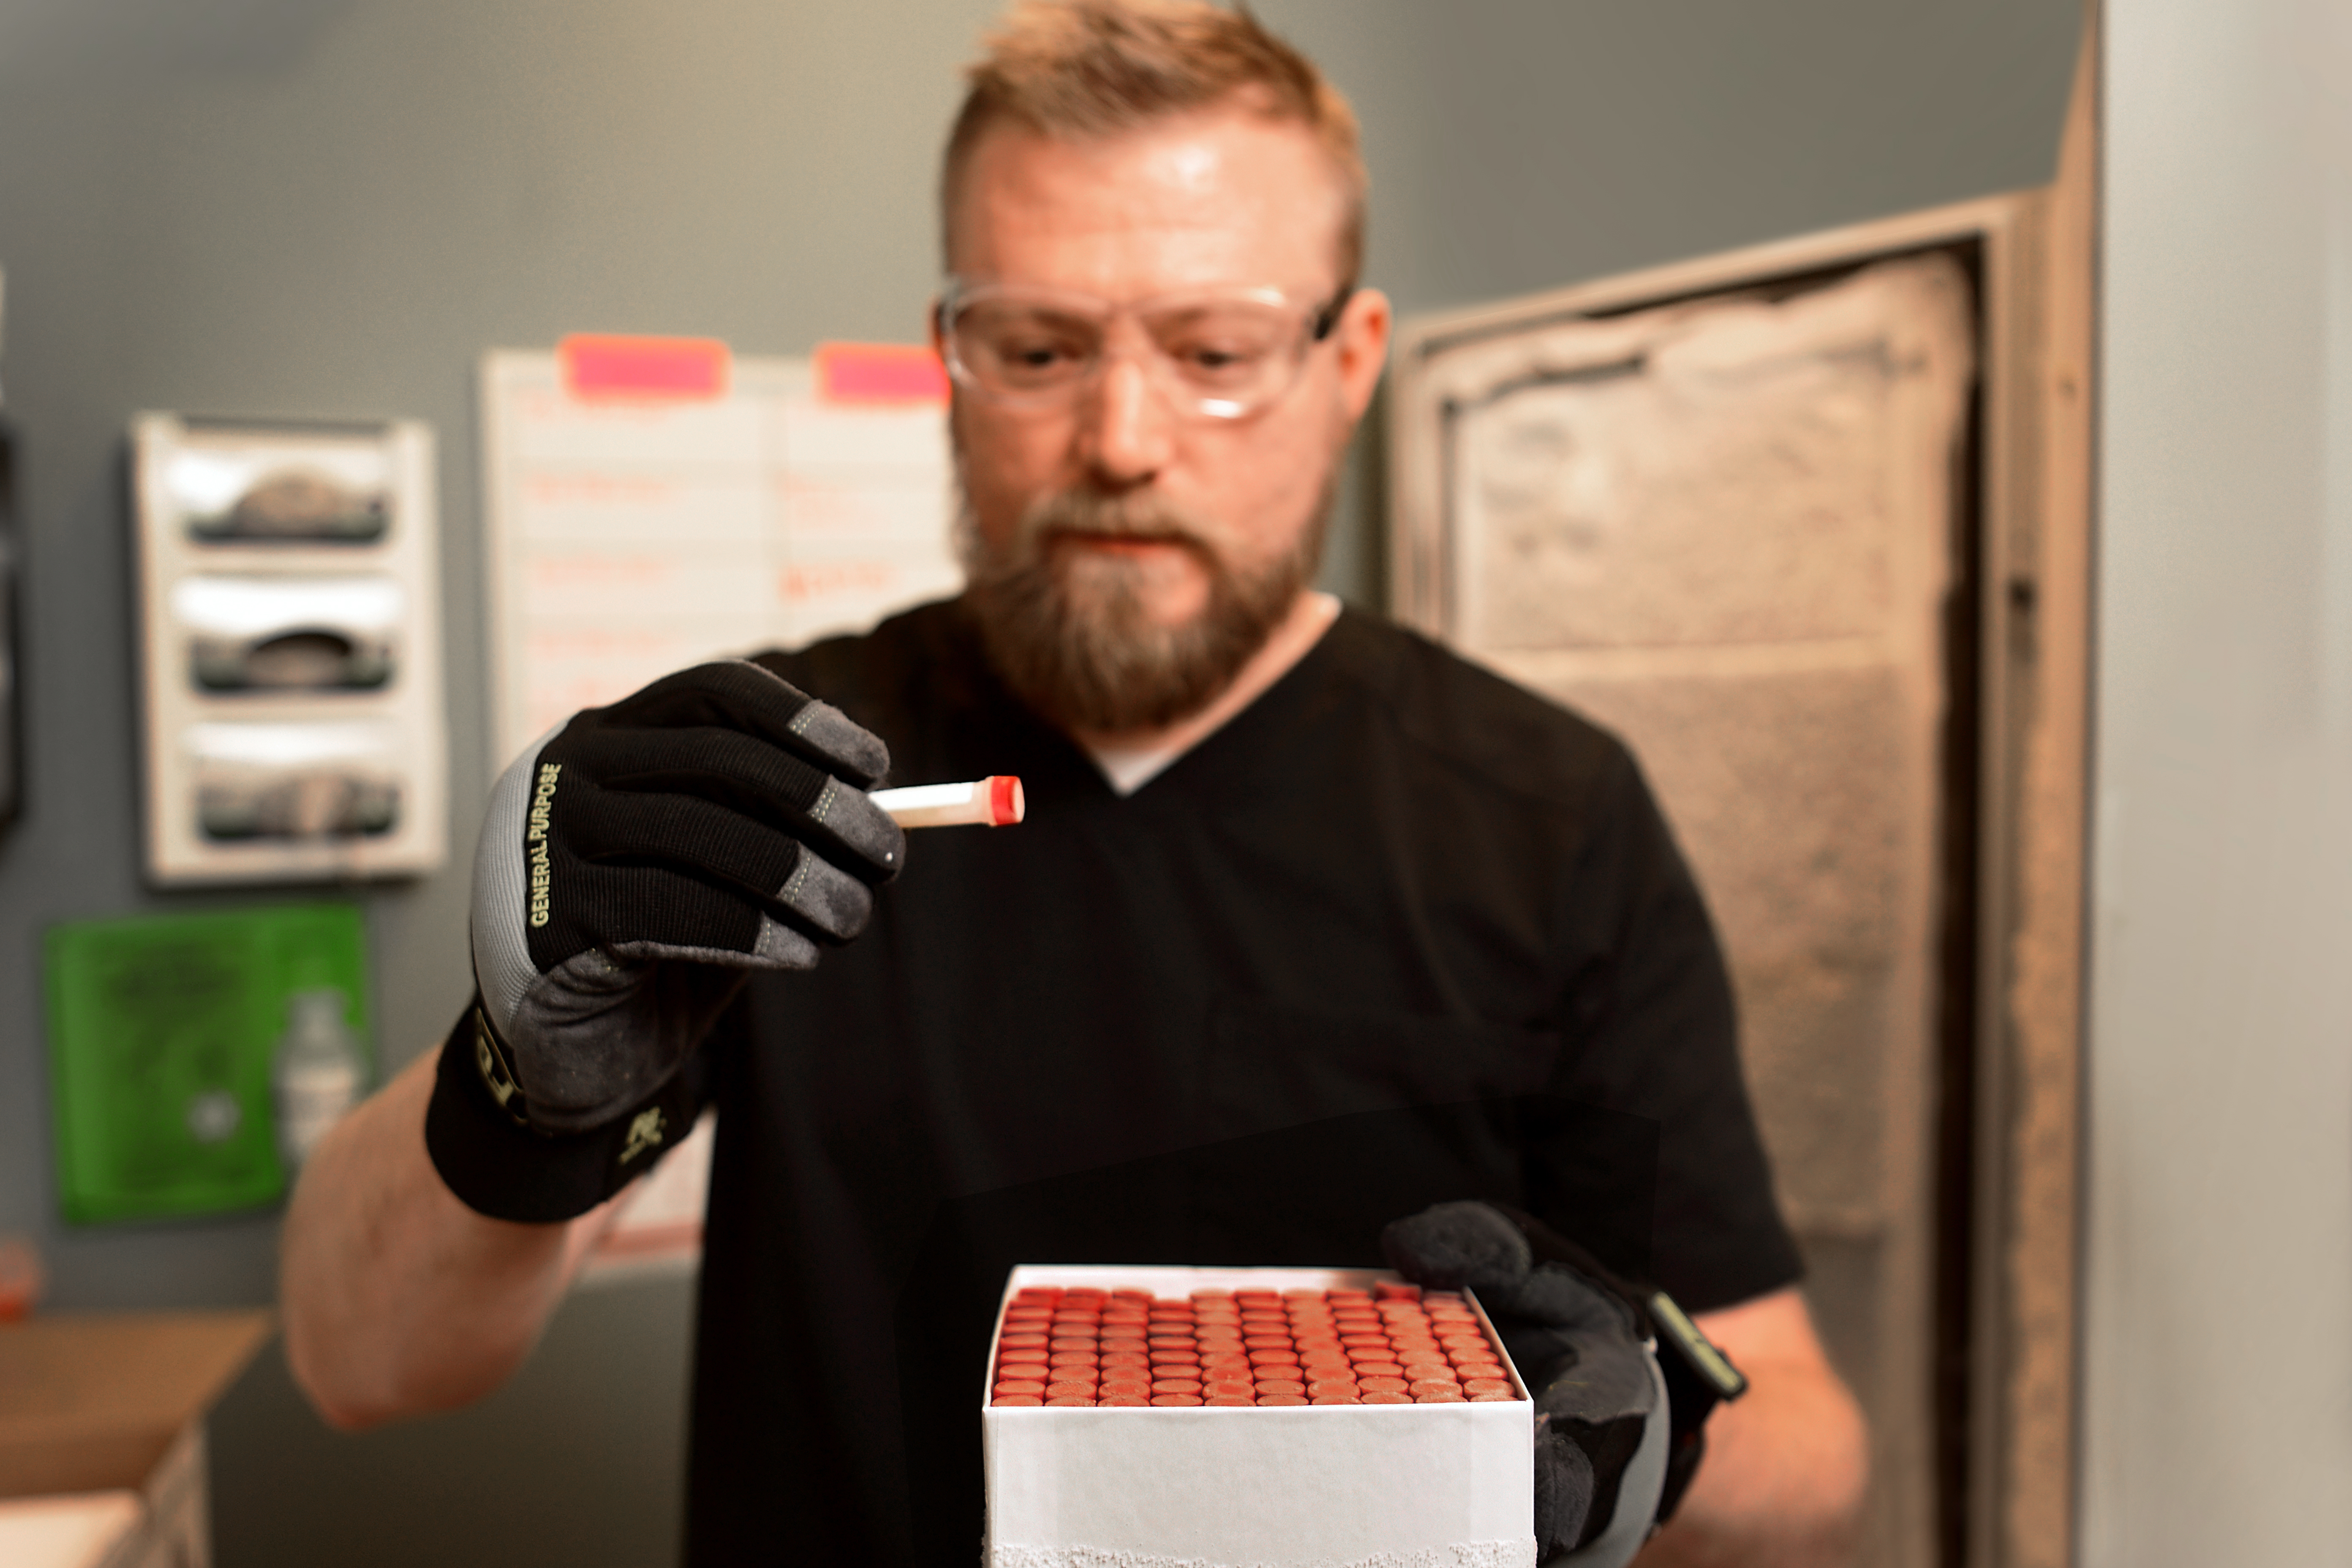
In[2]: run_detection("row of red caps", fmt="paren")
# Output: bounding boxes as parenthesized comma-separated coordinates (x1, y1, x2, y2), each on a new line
(990, 1280, 1521, 1408)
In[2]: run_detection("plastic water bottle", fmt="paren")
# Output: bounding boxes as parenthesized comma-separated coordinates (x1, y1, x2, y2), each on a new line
(273, 988, 366, 1171)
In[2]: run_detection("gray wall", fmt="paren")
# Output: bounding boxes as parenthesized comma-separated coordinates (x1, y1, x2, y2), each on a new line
(0, 0, 2083, 1314)
(2080, 3, 2352, 1561)
(0, 1, 2080, 1563)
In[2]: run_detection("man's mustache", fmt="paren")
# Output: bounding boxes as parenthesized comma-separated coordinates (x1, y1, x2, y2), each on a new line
(1013, 490, 1224, 561)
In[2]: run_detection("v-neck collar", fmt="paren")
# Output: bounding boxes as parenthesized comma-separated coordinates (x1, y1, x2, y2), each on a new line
(932, 596, 1367, 810)
(1072, 607, 1356, 803)
(1075, 593, 1347, 797)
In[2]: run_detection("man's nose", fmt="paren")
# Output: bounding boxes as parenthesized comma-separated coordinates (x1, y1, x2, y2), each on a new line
(1079, 353, 1176, 485)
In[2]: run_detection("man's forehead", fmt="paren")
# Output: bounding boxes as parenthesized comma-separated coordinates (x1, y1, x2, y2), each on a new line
(947, 108, 1346, 298)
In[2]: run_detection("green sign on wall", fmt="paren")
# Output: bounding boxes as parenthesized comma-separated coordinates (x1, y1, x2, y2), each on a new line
(45, 903, 371, 1224)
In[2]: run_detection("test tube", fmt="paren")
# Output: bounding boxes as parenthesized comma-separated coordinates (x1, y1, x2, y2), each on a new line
(873, 776, 1024, 828)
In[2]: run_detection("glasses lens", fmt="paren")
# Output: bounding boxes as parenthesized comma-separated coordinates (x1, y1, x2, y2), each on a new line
(951, 301, 1104, 398)
(944, 287, 1320, 416)
(1143, 301, 1301, 405)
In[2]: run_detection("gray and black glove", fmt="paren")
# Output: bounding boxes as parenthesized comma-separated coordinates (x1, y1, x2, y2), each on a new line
(426, 660, 903, 1221)
(1383, 1201, 1746, 1567)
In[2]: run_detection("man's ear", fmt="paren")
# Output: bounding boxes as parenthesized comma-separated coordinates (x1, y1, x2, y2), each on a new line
(1334, 287, 1392, 422)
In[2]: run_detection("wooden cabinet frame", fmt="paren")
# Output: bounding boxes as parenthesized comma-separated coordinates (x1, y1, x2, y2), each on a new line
(1383, 27, 2094, 1565)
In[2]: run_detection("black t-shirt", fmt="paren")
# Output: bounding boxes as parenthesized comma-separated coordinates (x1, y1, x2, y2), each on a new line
(687, 598, 1798, 1566)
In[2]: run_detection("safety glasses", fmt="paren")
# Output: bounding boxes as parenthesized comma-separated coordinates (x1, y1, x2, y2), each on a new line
(937, 279, 1349, 421)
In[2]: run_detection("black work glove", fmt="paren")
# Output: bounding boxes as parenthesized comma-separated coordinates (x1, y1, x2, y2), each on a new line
(1386, 1201, 1740, 1567)
(426, 660, 903, 1220)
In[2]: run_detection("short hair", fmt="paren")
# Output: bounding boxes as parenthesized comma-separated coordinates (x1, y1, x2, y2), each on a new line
(941, 0, 1367, 297)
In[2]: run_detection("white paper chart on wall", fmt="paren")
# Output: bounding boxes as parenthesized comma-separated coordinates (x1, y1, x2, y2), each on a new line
(478, 346, 961, 771)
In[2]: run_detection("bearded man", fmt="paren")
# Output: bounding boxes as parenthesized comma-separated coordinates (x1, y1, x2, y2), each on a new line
(281, 4, 1866, 1564)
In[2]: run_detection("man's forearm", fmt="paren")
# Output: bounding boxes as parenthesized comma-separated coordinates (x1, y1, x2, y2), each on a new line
(1636, 1290, 1869, 1568)
(280, 1047, 611, 1430)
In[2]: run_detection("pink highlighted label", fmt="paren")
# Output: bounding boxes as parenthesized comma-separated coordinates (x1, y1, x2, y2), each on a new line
(560, 335, 730, 399)
(816, 341, 950, 404)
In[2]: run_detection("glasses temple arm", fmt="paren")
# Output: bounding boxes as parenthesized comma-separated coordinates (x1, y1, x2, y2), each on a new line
(1312, 288, 1355, 342)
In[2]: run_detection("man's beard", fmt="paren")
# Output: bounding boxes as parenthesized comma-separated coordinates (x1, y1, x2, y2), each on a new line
(957, 479, 1331, 735)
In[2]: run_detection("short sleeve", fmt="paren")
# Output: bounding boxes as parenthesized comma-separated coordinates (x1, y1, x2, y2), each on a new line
(1532, 746, 1803, 1313)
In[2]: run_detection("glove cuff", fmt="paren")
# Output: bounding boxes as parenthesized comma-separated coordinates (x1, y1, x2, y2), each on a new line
(425, 996, 700, 1223)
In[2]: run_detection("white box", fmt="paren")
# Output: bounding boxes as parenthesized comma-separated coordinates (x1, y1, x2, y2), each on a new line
(983, 1265, 1538, 1568)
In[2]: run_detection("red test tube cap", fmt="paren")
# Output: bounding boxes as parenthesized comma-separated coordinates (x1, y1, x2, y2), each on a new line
(988, 775, 1026, 826)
